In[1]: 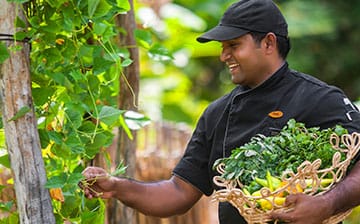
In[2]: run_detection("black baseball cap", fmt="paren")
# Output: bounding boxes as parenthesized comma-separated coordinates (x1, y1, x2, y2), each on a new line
(197, 0, 288, 43)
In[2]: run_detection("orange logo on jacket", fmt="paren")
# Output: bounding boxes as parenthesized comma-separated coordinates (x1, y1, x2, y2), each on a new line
(268, 111, 283, 118)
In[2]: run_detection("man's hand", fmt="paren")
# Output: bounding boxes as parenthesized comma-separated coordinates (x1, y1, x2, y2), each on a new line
(80, 166, 118, 199)
(271, 193, 334, 224)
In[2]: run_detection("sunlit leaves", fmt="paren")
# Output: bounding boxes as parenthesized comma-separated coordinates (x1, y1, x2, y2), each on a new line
(0, 43, 9, 63)
(124, 110, 151, 130)
(89, 0, 113, 19)
(106, 0, 130, 12)
(148, 43, 173, 61)
(88, 0, 101, 18)
(7, 106, 31, 122)
(7, 0, 29, 3)
(6, 0, 145, 222)
(45, 173, 68, 188)
(98, 105, 125, 126)
(0, 154, 10, 169)
(135, 29, 153, 48)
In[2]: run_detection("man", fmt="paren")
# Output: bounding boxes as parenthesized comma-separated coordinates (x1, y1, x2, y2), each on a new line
(81, 0, 360, 223)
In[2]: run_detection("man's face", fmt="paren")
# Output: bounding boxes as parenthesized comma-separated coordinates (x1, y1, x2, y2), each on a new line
(220, 34, 271, 88)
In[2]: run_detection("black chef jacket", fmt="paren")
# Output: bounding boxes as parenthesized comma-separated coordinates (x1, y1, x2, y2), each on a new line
(173, 63, 360, 224)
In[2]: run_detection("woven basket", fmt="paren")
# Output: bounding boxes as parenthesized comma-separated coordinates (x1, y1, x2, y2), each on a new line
(213, 132, 360, 224)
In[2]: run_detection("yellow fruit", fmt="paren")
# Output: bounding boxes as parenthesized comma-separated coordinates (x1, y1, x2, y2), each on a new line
(279, 181, 303, 194)
(258, 196, 286, 210)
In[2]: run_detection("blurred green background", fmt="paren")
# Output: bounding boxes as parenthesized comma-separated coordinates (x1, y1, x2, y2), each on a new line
(135, 0, 360, 127)
(134, 0, 360, 222)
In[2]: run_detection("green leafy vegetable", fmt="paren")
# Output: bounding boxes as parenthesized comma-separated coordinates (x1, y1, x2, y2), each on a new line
(213, 119, 348, 186)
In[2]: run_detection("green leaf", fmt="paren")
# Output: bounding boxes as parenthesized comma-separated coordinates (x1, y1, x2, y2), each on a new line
(148, 43, 173, 61)
(15, 16, 26, 28)
(78, 121, 97, 134)
(65, 109, 83, 129)
(79, 45, 94, 66)
(7, 0, 29, 3)
(115, 0, 130, 11)
(88, 0, 101, 18)
(14, 31, 28, 41)
(42, 48, 63, 67)
(60, 195, 81, 218)
(0, 129, 6, 148)
(98, 106, 124, 126)
(93, 21, 108, 36)
(119, 114, 133, 140)
(135, 29, 153, 48)
(124, 111, 151, 130)
(0, 154, 10, 169)
(92, 0, 112, 19)
(67, 172, 84, 185)
(48, 131, 64, 145)
(65, 135, 84, 154)
(45, 173, 67, 188)
(121, 58, 133, 67)
(38, 129, 50, 149)
(0, 212, 19, 223)
(0, 201, 13, 212)
(7, 106, 31, 122)
(32, 87, 54, 105)
(81, 199, 105, 223)
(0, 42, 10, 64)
(110, 161, 127, 176)
(45, 0, 67, 8)
(106, 0, 130, 11)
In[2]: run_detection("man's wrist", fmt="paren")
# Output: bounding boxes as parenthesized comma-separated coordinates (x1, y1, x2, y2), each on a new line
(318, 192, 337, 217)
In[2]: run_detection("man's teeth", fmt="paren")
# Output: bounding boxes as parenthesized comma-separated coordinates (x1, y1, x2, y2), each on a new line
(228, 64, 239, 69)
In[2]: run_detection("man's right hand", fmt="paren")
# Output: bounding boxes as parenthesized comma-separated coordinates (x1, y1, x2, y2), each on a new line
(80, 166, 118, 199)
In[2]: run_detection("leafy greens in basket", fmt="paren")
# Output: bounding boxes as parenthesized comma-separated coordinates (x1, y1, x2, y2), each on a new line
(213, 119, 348, 188)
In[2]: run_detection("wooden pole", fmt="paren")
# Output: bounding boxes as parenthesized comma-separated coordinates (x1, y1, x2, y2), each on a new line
(0, 1, 55, 223)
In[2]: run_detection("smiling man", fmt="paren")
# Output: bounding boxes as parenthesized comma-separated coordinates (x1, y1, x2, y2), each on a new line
(81, 1, 360, 223)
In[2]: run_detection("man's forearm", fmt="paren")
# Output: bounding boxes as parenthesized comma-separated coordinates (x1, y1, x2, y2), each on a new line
(323, 161, 360, 215)
(112, 176, 203, 217)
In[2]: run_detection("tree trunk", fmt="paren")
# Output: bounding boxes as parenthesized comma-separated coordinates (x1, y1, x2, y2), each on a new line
(0, 1, 55, 223)
(106, 0, 140, 223)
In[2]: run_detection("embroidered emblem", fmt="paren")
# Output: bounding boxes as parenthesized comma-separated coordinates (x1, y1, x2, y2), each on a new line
(343, 98, 359, 121)
(268, 110, 283, 119)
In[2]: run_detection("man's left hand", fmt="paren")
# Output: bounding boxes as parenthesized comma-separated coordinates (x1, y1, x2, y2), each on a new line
(271, 193, 333, 224)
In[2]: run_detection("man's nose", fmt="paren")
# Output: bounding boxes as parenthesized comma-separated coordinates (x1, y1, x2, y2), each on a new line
(220, 48, 231, 62)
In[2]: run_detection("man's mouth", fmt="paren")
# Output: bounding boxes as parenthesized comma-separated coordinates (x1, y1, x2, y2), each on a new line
(228, 63, 239, 72)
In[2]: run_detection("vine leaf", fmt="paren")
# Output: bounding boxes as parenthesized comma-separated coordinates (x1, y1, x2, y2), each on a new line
(0, 43, 9, 64)
(0, 154, 10, 169)
(6, 0, 29, 3)
(98, 105, 125, 126)
(7, 106, 31, 122)
(88, 0, 100, 18)
(110, 161, 127, 176)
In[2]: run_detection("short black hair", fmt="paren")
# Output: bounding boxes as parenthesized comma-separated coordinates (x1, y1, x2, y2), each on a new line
(249, 32, 291, 59)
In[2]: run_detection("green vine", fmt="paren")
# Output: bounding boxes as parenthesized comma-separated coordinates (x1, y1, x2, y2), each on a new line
(0, 0, 158, 223)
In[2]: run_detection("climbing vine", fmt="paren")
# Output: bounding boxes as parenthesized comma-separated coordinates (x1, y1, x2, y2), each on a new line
(0, 0, 171, 223)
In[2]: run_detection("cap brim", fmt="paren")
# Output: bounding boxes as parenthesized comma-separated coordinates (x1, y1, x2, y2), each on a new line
(197, 25, 249, 43)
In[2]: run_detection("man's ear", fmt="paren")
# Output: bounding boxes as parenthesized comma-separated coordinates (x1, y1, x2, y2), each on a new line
(263, 32, 277, 54)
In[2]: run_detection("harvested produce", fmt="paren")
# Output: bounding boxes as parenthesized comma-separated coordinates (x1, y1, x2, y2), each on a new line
(212, 121, 360, 223)
(213, 119, 348, 194)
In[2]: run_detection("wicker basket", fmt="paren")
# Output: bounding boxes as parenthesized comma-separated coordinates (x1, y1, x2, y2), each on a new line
(213, 132, 360, 224)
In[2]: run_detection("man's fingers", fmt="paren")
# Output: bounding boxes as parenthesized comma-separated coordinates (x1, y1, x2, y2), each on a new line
(271, 210, 295, 223)
(271, 194, 305, 222)
(82, 167, 109, 182)
(284, 193, 299, 207)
